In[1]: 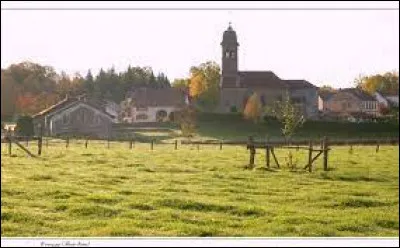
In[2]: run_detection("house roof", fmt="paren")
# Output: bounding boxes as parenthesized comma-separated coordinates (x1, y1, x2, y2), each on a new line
(340, 88, 376, 101)
(376, 90, 399, 98)
(127, 88, 187, 107)
(32, 97, 78, 118)
(32, 97, 114, 119)
(318, 91, 335, 101)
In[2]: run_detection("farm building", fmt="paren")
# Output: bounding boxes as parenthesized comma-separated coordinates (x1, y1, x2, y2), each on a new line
(32, 95, 116, 138)
(119, 87, 189, 123)
(318, 88, 379, 121)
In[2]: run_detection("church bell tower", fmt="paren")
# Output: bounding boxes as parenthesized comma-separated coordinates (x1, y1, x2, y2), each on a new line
(221, 23, 239, 88)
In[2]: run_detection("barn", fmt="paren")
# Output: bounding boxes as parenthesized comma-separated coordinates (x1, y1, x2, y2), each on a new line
(32, 95, 115, 138)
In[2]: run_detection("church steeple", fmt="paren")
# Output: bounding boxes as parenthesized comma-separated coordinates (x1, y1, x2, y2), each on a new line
(221, 23, 239, 88)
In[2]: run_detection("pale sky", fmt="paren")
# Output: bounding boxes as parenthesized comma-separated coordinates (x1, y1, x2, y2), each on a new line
(1, 2, 399, 88)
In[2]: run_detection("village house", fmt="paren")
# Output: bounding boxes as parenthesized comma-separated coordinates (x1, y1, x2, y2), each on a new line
(318, 88, 379, 121)
(216, 24, 319, 119)
(32, 95, 116, 138)
(119, 87, 189, 123)
(374, 91, 399, 109)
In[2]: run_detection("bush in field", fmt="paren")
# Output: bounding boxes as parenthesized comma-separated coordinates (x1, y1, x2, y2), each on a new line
(15, 115, 34, 137)
(175, 106, 197, 138)
(265, 91, 305, 141)
(265, 91, 305, 170)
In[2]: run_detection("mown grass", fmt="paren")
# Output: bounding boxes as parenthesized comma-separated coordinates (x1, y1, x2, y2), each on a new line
(1, 139, 398, 237)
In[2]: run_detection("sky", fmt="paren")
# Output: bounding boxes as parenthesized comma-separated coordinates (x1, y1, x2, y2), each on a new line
(1, 2, 399, 88)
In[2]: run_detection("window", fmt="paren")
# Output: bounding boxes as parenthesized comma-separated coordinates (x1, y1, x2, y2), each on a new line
(62, 114, 69, 125)
(87, 112, 94, 124)
(82, 109, 87, 124)
(95, 115, 101, 125)
(156, 110, 168, 122)
(137, 106, 148, 111)
(136, 114, 148, 120)
(225, 50, 235, 58)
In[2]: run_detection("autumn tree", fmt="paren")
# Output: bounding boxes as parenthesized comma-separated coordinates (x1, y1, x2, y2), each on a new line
(319, 85, 336, 92)
(243, 93, 262, 123)
(355, 71, 399, 95)
(189, 73, 206, 99)
(1, 70, 19, 119)
(188, 61, 220, 111)
(1, 61, 172, 119)
(172, 78, 190, 91)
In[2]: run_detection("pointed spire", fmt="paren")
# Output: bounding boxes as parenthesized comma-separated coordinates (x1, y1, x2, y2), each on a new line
(228, 21, 233, 31)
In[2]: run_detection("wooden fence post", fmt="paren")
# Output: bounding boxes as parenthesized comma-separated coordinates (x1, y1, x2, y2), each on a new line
(8, 137, 12, 156)
(130, 139, 133, 150)
(247, 136, 255, 169)
(66, 137, 69, 148)
(85, 139, 88, 149)
(151, 140, 154, 150)
(175, 140, 178, 150)
(376, 141, 380, 153)
(107, 138, 110, 149)
(308, 140, 313, 172)
(26, 137, 29, 147)
(323, 136, 329, 171)
(38, 136, 43, 155)
(220, 141, 223, 150)
(266, 137, 271, 168)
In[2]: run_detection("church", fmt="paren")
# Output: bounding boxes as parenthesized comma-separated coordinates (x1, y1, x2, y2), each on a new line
(217, 24, 319, 119)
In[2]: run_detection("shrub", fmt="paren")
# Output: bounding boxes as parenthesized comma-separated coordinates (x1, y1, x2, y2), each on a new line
(230, 106, 238, 113)
(15, 115, 34, 137)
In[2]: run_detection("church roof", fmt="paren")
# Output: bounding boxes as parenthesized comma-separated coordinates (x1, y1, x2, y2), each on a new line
(221, 23, 239, 46)
(238, 71, 285, 89)
(284, 80, 318, 89)
(238, 71, 317, 90)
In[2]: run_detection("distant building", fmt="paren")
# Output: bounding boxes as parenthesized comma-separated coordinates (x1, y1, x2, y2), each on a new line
(374, 91, 399, 109)
(119, 88, 188, 123)
(32, 95, 115, 138)
(318, 88, 379, 121)
(2, 123, 17, 137)
(216, 24, 319, 119)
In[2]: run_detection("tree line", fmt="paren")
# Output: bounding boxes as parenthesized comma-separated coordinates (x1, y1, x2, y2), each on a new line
(1, 61, 171, 120)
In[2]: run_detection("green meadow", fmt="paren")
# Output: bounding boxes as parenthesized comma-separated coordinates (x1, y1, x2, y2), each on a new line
(1, 138, 398, 237)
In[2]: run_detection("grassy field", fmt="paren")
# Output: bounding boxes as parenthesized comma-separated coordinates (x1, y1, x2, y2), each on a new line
(1, 139, 399, 237)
